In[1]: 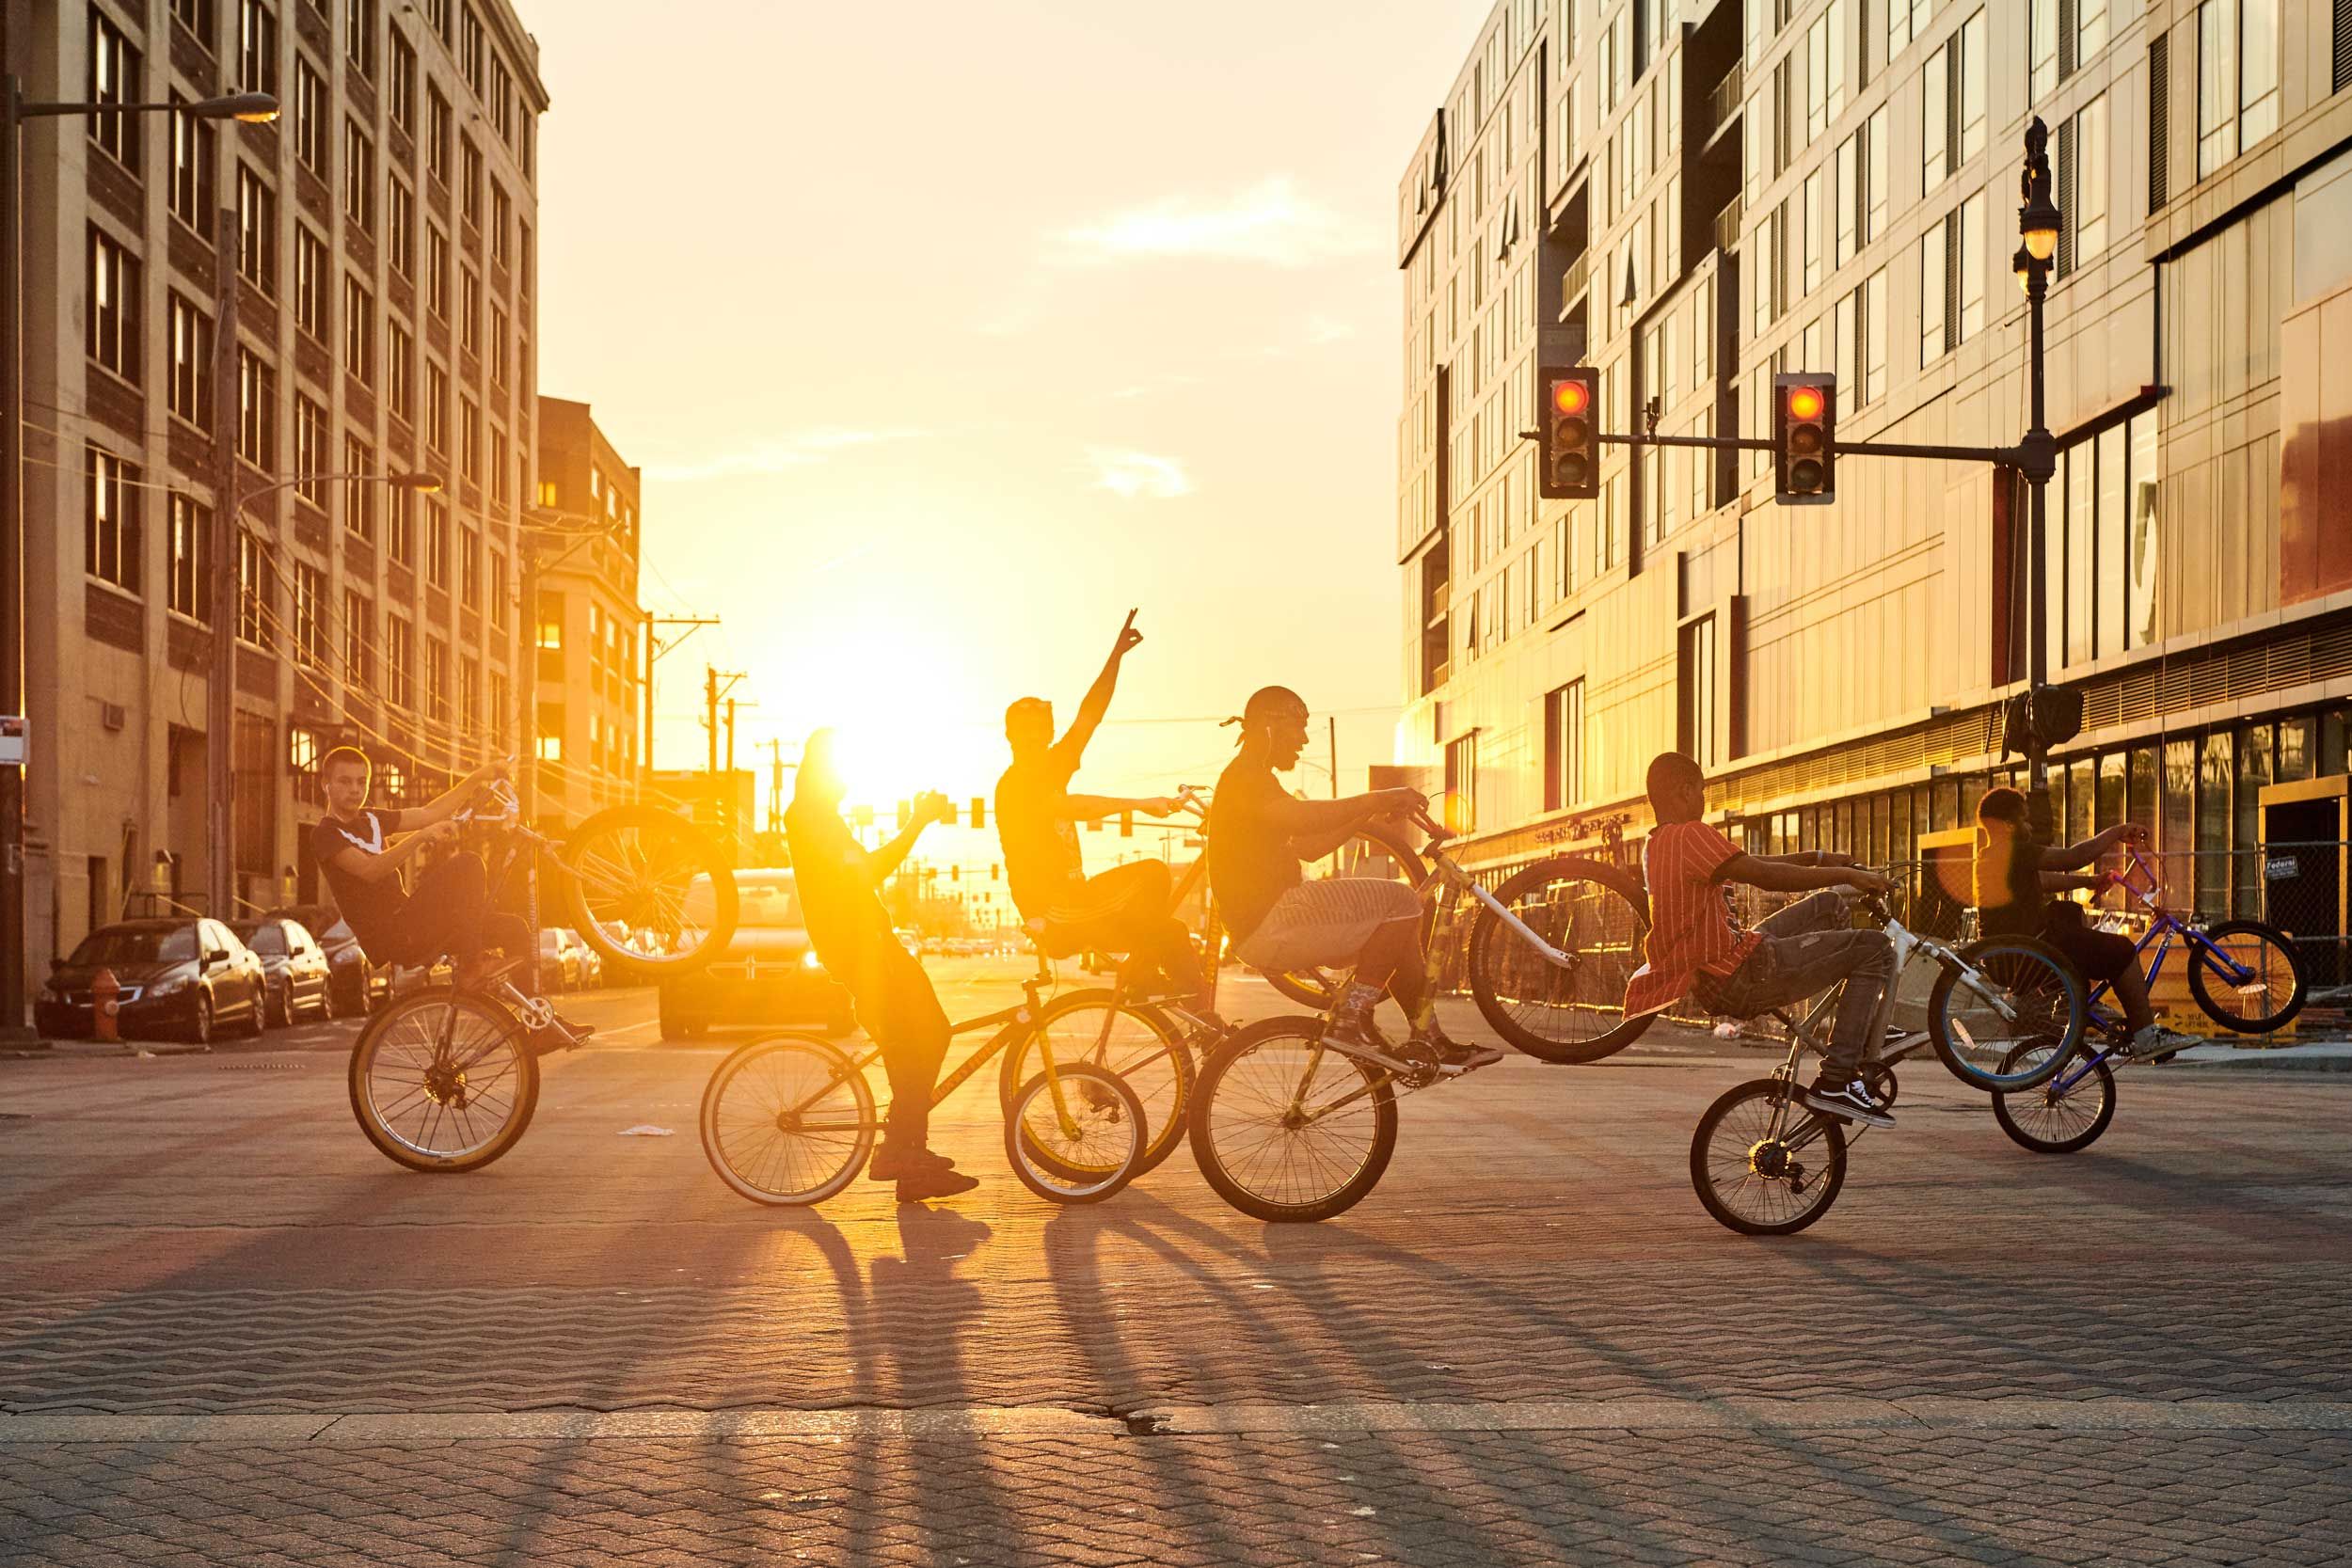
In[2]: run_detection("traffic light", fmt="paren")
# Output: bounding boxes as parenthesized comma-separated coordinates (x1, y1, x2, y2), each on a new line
(950, 865, 960, 882)
(1772, 372, 1836, 505)
(1537, 366, 1599, 499)
(1120, 811, 1134, 837)
(970, 797, 986, 830)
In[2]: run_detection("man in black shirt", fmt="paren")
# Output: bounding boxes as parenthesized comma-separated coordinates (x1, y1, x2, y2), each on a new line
(312, 746, 537, 990)
(786, 728, 977, 1202)
(1211, 687, 1502, 1074)
(997, 610, 1205, 1014)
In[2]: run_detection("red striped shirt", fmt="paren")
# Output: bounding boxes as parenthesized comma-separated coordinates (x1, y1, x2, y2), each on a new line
(1624, 821, 1758, 1017)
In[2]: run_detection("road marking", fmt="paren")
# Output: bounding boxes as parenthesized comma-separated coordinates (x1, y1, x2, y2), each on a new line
(5, 1399, 2348, 1445)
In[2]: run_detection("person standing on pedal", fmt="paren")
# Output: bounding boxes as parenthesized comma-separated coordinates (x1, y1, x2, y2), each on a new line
(1209, 686, 1502, 1075)
(1625, 751, 1899, 1128)
(786, 728, 977, 1203)
(997, 610, 1214, 1030)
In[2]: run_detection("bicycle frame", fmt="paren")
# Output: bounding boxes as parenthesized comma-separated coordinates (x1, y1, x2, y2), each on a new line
(2080, 848, 2258, 1036)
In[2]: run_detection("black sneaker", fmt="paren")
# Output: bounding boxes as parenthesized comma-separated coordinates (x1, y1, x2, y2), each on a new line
(867, 1144, 958, 1182)
(529, 1019, 594, 1055)
(895, 1167, 980, 1202)
(1802, 1075, 1897, 1130)
(1422, 1032, 1506, 1074)
(1159, 1003, 1231, 1047)
(1322, 1010, 1420, 1074)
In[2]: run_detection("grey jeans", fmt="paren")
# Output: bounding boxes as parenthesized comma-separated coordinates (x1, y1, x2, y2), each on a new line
(1692, 891, 1895, 1083)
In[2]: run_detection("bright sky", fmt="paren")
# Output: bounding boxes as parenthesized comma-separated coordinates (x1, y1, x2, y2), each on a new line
(533, 1, 1492, 873)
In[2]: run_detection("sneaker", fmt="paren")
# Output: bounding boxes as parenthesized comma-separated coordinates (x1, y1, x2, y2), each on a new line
(1159, 1003, 1231, 1047)
(1321, 1010, 1421, 1075)
(1801, 1075, 1898, 1130)
(895, 1167, 981, 1203)
(529, 1018, 593, 1055)
(867, 1144, 958, 1182)
(1422, 1031, 1506, 1074)
(2125, 1024, 2201, 1061)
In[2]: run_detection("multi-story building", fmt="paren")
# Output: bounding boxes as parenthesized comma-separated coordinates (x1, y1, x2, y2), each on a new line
(1399, 0, 2352, 944)
(531, 397, 644, 824)
(12, 0, 547, 949)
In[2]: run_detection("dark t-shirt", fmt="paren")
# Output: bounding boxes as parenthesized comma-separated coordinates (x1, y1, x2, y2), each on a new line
(785, 796, 896, 995)
(995, 744, 1084, 920)
(1975, 832, 2047, 939)
(1208, 756, 1301, 940)
(313, 809, 409, 959)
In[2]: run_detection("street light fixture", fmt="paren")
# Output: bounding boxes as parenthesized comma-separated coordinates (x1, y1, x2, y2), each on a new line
(0, 77, 278, 1036)
(2014, 116, 2064, 843)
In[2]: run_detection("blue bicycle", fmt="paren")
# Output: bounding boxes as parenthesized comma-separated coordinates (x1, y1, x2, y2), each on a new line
(1990, 847, 2306, 1153)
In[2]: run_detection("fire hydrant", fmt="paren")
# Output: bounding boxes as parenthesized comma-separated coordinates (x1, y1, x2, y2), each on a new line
(91, 967, 121, 1043)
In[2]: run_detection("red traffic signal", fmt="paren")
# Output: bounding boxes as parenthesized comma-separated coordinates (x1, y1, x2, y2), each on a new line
(1772, 372, 1836, 505)
(1538, 366, 1599, 500)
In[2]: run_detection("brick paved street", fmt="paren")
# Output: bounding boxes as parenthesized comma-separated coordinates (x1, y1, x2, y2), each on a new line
(4, 962, 2351, 1565)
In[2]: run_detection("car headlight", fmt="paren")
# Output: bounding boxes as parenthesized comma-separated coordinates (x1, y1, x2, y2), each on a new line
(148, 974, 191, 998)
(801, 949, 822, 971)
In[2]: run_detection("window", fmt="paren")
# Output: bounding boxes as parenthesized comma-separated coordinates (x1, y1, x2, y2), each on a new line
(1958, 9, 1987, 164)
(387, 320, 414, 421)
(425, 225, 450, 318)
(536, 591, 562, 650)
(517, 222, 532, 297)
(387, 179, 414, 277)
(1543, 679, 1585, 811)
(343, 589, 373, 687)
(1920, 218, 1947, 363)
(489, 669, 509, 748)
(1835, 108, 1886, 269)
(294, 226, 327, 339)
(489, 553, 509, 630)
(87, 228, 141, 386)
(427, 86, 453, 183)
(294, 56, 327, 175)
(237, 349, 276, 467)
(172, 0, 216, 36)
(2044, 408, 2160, 668)
(1679, 615, 1720, 768)
(345, 0, 376, 78)
(294, 561, 326, 667)
(345, 435, 376, 541)
(1957, 190, 1985, 341)
(459, 267, 481, 354)
(426, 640, 449, 722)
(389, 28, 416, 133)
(294, 395, 327, 503)
(168, 96, 218, 230)
(2060, 95, 2110, 276)
(167, 294, 213, 430)
(1804, 4, 1847, 142)
(386, 616, 414, 709)
(2199, 0, 2280, 179)
(342, 119, 374, 232)
(1886, 0, 1931, 56)
(237, 532, 274, 649)
(536, 710, 564, 764)
(425, 499, 450, 587)
(2030, 0, 2059, 102)
(461, 139, 484, 230)
(1444, 732, 1478, 832)
(86, 446, 143, 594)
(1922, 44, 1947, 192)
(424, 361, 449, 451)
(1802, 166, 1825, 295)
(88, 7, 143, 170)
(459, 524, 481, 608)
(239, 1, 278, 96)
(426, 0, 450, 37)
(488, 302, 508, 388)
(462, 4, 485, 91)
(168, 496, 212, 623)
(460, 396, 481, 481)
(342, 275, 374, 385)
(490, 427, 509, 503)
(490, 185, 512, 266)
(1862, 266, 1887, 405)
(236, 165, 276, 292)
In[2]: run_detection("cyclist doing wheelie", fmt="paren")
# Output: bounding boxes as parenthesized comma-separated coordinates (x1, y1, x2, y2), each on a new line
(1627, 752, 1899, 1128)
(1974, 787, 2193, 1059)
(1209, 686, 1502, 1075)
(785, 728, 978, 1203)
(997, 610, 1215, 1033)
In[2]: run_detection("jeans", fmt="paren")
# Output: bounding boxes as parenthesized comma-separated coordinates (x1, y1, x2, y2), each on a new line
(380, 851, 532, 973)
(1693, 891, 1894, 1083)
(850, 947, 953, 1151)
(1041, 862, 1204, 998)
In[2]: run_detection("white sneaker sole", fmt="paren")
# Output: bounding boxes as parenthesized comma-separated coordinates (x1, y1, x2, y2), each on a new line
(1801, 1090, 1896, 1130)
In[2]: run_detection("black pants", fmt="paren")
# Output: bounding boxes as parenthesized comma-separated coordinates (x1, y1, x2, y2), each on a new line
(379, 852, 532, 973)
(849, 947, 952, 1151)
(1041, 862, 1203, 997)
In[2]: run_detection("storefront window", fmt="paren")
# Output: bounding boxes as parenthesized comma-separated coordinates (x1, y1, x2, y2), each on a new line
(2128, 747, 2158, 834)
(2097, 752, 2127, 833)
(2324, 708, 2350, 776)
(2163, 737, 2197, 859)
(2278, 716, 2312, 783)
(2068, 757, 2095, 845)
(2197, 732, 2233, 916)
(2235, 724, 2273, 914)
(1931, 780, 1959, 830)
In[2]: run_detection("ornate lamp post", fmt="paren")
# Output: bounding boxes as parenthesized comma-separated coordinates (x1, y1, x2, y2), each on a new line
(2012, 117, 2064, 842)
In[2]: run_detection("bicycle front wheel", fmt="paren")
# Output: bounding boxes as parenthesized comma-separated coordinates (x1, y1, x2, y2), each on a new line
(1004, 1064, 1144, 1205)
(1259, 823, 1430, 1008)
(562, 805, 739, 981)
(348, 989, 539, 1173)
(1187, 1018, 1398, 1223)
(1991, 1039, 2116, 1154)
(1690, 1078, 1848, 1236)
(699, 1034, 875, 1207)
(1927, 937, 2083, 1093)
(2186, 921, 2307, 1034)
(997, 991, 1194, 1179)
(1468, 856, 1654, 1063)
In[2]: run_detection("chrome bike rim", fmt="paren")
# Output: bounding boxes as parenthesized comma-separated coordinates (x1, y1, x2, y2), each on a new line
(709, 1044, 870, 1198)
(360, 1001, 527, 1162)
(1702, 1087, 1836, 1229)
(1202, 1037, 1381, 1211)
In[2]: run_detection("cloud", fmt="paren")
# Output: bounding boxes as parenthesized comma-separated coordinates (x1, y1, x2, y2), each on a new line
(1051, 178, 1376, 270)
(645, 427, 917, 483)
(1085, 448, 1192, 500)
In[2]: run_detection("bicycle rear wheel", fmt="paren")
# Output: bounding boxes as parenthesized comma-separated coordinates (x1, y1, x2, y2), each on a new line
(1004, 1064, 1144, 1205)
(1690, 1078, 1848, 1235)
(1187, 1018, 1398, 1223)
(700, 1034, 875, 1206)
(2186, 921, 2307, 1033)
(348, 989, 539, 1173)
(1991, 1039, 2116, 1154)
(997, 992, 1193, 1179)
(1259, 823, 1430, 1008)
(1468, 856, 1655, 1063)
(1927, 937, 2082, 1092)
(562, 805, 739, 980)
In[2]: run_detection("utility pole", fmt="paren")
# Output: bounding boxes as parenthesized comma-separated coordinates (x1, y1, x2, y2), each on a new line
(702, 665, 742, 850)
(1327, 715, 1341, 876)
(764, 738, 787, 834)
(644, 613, 717, 796)
(205, 201, 242, 918)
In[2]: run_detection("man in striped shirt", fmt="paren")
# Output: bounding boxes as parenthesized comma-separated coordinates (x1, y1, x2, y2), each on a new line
(1625, 752, 1900, 1129)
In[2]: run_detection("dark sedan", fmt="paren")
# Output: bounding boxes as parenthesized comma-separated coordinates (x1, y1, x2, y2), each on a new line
(657, 871, 853, 1038)
(230, 917, 337, 1027)
(36, 917, 267, 1044)
(266, 905, 389, 1015)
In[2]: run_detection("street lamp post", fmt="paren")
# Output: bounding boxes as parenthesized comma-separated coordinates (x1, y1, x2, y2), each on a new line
(2013, 118, 2064, 844)
(0, 80, 275, 1034)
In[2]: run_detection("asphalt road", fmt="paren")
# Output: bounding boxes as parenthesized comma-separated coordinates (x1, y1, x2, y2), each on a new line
(4, 957, 2350, 1565)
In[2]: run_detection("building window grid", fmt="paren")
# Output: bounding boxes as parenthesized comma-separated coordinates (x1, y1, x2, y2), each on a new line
(168, 495, 212, 623)
(237, 165, 277, 293)
(294, 56, 327, 176)
(342, 274, 374, 386)
(168, 97, 218, 230)
(345, 435, 376, 541)
(167, 293, 214, 431)
(294, 561, 326, 668)
(86, 445, 143, 594)
(342, 119, 375, 233)
(87, 228, 141, 387)
(87, 7, 143, 170)
(239, 1, 279, 96)
(237, 531, 274, 649)
(2198, 0, 2280, 181)
(237, 349, 277, 467)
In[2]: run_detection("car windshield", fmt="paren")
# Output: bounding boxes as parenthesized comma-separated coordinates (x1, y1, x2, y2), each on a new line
(735, 879, 803, 928)
(236, 925, 287, 956)
(69, 927, 196, 966)
(539, 931, 562, 952)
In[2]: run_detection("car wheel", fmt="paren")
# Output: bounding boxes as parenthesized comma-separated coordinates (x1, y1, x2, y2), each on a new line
(190, 994, 214, 1046)
(269, 984, 292, 1029)
(316, 982, 336, 1022)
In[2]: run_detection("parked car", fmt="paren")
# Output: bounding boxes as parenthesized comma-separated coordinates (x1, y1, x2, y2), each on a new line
(36, 917, 267, 1044)
(266, 905, 388, 1015)
(230, 917, 336, 1027)
(538, 928, 587, 992)
(558, 928, 603, 990)
(659, 871, 852, 1039)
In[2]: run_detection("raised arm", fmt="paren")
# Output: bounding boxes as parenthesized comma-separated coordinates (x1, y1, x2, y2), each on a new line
(868, 793, 952, 883)
(395, 755, 510, 832)
(1057, 610, 1144, 765)
(1716, 852, 1891, 895)
(2043, 822, 2145, 873)
(1061, 792, 1184, 822)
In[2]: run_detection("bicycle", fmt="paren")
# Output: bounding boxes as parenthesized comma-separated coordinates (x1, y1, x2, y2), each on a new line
(1690, 888, 2088, 1235)
(1987, 846, 2309, 1155)
(347, 783, 740, 1174)
(697, 944, 1153, 1207)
